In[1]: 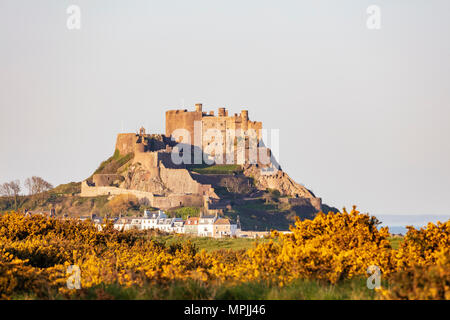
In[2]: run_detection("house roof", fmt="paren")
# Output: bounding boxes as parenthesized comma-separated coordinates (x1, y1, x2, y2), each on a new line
(214, 218, 230, 225)
(185, 217, 199, 225)
(201, 215, 217, 219)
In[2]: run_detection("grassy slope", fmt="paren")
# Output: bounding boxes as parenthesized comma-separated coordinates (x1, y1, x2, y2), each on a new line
(188, 164, 243, 175)
(93, 149, 134, 176)
(222, 199, 317, 231)
(0, 150, 138, 217)
(146, 233, 403, 252)
(45, 278, 380, 300)
(150, 234, 267, 252)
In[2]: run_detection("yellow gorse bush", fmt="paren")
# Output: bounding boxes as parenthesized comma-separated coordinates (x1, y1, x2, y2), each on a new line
(216, 207, 396, 285)
(0, 209, 448, 299)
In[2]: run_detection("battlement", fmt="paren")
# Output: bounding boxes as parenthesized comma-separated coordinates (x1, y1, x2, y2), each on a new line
(165, 103, 262, 137)
(84, 104, 322, 213)
(116, 104, 264, 166)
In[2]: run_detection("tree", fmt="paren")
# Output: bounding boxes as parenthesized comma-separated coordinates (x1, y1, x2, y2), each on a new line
(0, 182, 12, 198)
(9, 180, 20, 210)
(0, 182, 13, 208)
(0, 180, 21, 210)
(24, 176, 53, 196)
(223, 177, 253, 195)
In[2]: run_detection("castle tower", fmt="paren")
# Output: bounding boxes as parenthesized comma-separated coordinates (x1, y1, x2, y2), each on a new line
(134, 134, 146, 153)
(241, 110, 249, 131)
(165, 104, 262, 164)
(218, 108, 226, 117)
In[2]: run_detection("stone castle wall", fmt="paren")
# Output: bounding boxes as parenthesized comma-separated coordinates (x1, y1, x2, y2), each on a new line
(81, 181, 155, 201)
(80, 181, 204, 209)
(93, 174, 124, 187)
(133, 151, 184, 170)
(130, 142, 218, 199)
(158, 165, 217, 197)
(118, 105, 264, 164)
(165, 109, 203, 145)
(166, 105, 263, 164)
(84, 104, 320, 212)
(115, 133, 138, 155)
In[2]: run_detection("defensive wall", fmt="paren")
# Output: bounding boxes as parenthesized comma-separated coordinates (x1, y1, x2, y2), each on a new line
(80, 181, 204, 209)
(166, 104, 263, 164)
(93, 174, 124, 187)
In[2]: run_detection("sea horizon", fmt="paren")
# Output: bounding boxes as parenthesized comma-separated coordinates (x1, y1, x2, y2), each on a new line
(375, 214, 450, 235)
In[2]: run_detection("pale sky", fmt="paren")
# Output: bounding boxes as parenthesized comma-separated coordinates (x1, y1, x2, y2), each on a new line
(1, 1, 449, 218)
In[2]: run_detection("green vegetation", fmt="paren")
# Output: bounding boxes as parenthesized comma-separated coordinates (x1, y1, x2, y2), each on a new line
(267, 188, 281, 198)
(167, 206, 202, 220)
(388, 236, 404, 250)
(0, 191, 107, 218)
(51, 182, 81, 195)
(139, 232, 402, 253)
(222, 199, 316, 231)
(188, 164, 243, 175)
(93, 149, 134, 176)
(22, 278, 379, 300)
(149, 234, 265, 252)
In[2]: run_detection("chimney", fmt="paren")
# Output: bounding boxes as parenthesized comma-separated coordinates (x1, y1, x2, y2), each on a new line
(195, 103, 203, 112)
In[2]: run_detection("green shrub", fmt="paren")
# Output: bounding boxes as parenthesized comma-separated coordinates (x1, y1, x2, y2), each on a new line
(189, 164, 243, 175)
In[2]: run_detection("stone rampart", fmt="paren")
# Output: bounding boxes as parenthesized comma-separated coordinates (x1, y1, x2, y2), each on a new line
(115, 133, 138, 156)
(80, 181, 205, 209)
(93, 174, 124, 187)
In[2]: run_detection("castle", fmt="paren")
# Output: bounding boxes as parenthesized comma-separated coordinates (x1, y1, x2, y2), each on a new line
(166, 104, 263, 162)
(80, 104, 321, 212)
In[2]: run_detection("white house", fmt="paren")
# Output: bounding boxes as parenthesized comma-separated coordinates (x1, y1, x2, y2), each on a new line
(156, 218, 175, 233)
(172, 218, 185, 234)
(140, 210, 165, 230)
(198, 215, 217, 237)
(113, 217, 133, 231)
(107, 210, 237, 238)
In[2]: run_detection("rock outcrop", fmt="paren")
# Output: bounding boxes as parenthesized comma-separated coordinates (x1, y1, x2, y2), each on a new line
(81, 104, 324, 213)
(242, 164, 317, 199)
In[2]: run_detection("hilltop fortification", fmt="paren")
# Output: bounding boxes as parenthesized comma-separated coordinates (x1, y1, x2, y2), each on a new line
(166, 103, 262, 147)
(80, 104, 322, 213)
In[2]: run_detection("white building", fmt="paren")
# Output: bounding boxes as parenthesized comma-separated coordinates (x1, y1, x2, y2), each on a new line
(156, 218, 175, 233)
(142, 210, 168, 230)
(172, 218, 185, 234)
(198, 215, 217, 237)
(113, 217, 133, 231)
(109, 209, 237, 238)
(115, 210, 169, 231)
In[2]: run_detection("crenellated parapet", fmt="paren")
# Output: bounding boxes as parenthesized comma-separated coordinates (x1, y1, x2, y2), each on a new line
(165, 104, 263, 164)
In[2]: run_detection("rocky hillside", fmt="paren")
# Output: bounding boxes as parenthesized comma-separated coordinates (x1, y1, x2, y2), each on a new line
(0, 132, 337, 229)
